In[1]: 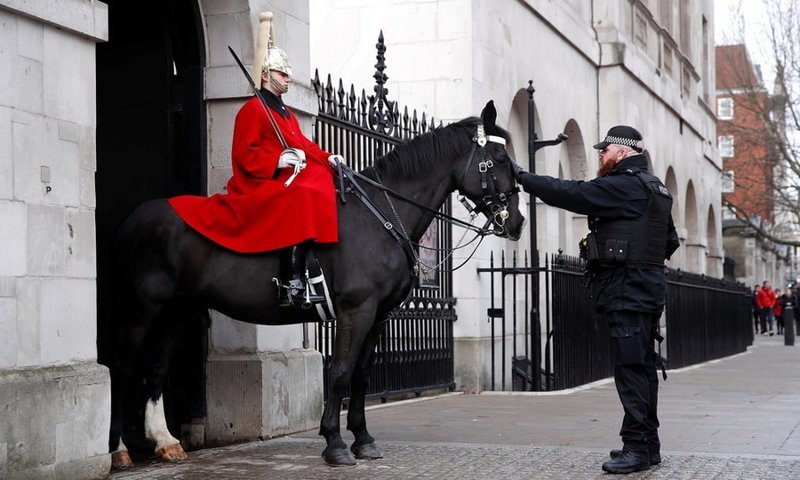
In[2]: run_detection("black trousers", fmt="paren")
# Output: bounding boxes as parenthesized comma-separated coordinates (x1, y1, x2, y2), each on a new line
(607, 310, 661, 454)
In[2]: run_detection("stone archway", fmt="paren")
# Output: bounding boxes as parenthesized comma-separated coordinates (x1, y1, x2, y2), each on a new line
(664, 167, 681, 267)
(684, 181, 705, 272)
(706, 205, 722, 277)
(557, 119, 589, 255)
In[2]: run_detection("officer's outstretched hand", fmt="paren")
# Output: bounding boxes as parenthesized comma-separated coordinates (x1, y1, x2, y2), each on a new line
(328, 154, 345, 168)
(512, 161, 526, 179)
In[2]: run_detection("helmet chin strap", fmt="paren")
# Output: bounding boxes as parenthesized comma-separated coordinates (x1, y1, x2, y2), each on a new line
(268, 70, 288, 94)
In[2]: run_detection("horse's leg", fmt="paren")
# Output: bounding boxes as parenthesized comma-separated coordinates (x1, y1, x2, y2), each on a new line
(347, 322, 385, 460)
(139, 300, 204, 462)
(319, 308, 376, 466)
(109, 310, 154, 469)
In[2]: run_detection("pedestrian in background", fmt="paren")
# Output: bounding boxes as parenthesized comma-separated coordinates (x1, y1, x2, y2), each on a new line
(752, 284, 761, 335)
(756, 281, 776, 336)
(778, 288, 796, 335)
(774, 289, 783, 335)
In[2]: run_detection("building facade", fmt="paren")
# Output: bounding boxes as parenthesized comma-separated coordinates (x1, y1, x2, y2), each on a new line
(311, 0, 721, 391)
(716, 44, 790, 289)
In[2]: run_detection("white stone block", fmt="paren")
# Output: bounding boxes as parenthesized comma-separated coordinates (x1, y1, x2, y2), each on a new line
(206, 349, 322, 445)
(204, 13, 247, 71)
(79, 168, 95, 209)
(210, 311, 257, 353)
(199, 0, 248, 16)
(0, 200, 26, 276)
(27, 203, 65, 276)
(207, 101, 238, 168)
(64, 208, 96, 278)
(40, 278, 96, 364)
(78, 124, 96, 171)
(0, 10, 15, 108)
(256, 323, 304, 352)
(0, 107, 12, 200)
(208, 166, 232, 194)
(47, 140, 81, 208)
(17, 14, 43, 62)
(437, 0, 470, 40)
(43, 28, 95, 126)
(16, 277, 41, 366)
(12, 116, 46, 204)
(0, 298, 18, 368)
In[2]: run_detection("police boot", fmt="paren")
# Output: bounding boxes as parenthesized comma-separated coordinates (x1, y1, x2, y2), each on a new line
(610, 448, 661, 466)
(279, 244, 324, 309)
(601, 450, 650, 474)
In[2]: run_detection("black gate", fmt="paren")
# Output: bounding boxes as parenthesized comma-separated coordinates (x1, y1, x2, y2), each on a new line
(479, 249, 753, 391)
(311, 33, 456, 402)
(477, 250, 611, 392)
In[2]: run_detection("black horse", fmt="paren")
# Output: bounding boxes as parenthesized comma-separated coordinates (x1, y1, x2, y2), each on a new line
(107, 101, 525, 468)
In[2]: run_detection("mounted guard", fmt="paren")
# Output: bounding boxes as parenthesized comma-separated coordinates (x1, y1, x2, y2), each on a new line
(169, 12, 344, 308)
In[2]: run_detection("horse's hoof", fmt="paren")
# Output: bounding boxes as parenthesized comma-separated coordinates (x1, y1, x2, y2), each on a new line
(352, 442, 384, 460)
(111, 451, 134, 469)
(322, 446, 357, 466)
(156, 443, 188, 462)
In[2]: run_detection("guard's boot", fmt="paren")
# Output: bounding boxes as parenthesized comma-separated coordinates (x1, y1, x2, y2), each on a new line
(278, 244, 324, 309)
(610, 448, 661, 466)
(602, 450, 650, 474)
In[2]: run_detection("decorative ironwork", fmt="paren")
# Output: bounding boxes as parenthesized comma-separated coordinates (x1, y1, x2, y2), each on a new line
(311, 31, 437, 145)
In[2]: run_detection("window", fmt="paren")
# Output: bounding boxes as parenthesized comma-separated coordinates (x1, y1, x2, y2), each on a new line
(663, 43, 673, 74)
(717, 98, 734, 120)
(718, 136, 735, 158)
(722, 170, 735, 193)
(634, 9, 648, 48)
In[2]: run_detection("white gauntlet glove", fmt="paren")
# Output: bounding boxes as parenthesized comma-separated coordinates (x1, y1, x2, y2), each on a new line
(278, 148, 307, 169)
(328, 154, 345, 168)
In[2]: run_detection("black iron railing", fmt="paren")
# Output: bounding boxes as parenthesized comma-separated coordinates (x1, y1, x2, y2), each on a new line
(665, 269, 753, 368)
(479, 249, 753, 391)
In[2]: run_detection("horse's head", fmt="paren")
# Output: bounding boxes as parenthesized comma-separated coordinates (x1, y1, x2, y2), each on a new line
(455, 101, 525, 241)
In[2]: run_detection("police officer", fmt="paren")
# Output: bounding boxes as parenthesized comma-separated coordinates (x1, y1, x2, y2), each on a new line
(514, 125, 680, 474)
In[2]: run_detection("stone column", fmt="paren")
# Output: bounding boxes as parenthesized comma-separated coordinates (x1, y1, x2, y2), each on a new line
(0, 1, 111, 478)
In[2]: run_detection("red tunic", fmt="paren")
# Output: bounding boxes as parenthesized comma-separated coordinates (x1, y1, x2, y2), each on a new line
(169, 96, 338, 253)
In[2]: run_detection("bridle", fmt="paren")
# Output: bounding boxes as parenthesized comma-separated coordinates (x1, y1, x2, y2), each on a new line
(456, 124, 520, 236)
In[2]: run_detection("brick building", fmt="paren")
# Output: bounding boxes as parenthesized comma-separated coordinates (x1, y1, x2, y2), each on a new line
(716, 44, 789, 286)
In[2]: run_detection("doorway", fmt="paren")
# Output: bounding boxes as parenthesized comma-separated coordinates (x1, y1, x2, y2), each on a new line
(95, 0, 207, 450)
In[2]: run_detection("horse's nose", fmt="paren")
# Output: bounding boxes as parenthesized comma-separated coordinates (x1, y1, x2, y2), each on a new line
(504, 214, 526, 241)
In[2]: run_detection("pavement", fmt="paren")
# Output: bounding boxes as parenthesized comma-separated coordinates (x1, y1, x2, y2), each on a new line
(111, 333, 800, 479)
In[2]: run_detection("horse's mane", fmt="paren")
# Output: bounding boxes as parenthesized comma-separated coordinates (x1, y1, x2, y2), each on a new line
(365, 116, 510, 180)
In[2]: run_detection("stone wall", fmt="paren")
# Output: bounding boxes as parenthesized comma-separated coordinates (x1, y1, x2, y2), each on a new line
(0, 2, 111, 478)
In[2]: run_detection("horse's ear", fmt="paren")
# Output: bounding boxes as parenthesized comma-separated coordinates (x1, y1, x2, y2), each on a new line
(481, 100, 497, 129)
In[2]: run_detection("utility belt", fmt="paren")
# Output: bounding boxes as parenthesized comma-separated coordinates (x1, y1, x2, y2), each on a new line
(579, 233, 664, 272)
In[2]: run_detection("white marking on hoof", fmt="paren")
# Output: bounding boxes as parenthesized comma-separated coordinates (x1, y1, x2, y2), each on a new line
(144, 395, 181, 453)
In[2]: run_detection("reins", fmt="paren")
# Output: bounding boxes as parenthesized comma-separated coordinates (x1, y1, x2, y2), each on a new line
(341, 166, 496, 236)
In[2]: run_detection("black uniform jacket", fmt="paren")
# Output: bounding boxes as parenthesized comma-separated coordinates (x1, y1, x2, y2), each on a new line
(516, 154, 680, 313)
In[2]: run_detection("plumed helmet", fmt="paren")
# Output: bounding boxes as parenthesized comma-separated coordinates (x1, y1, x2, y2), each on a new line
(265, 46, 292, 76)
(251, 12, 293, 82)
